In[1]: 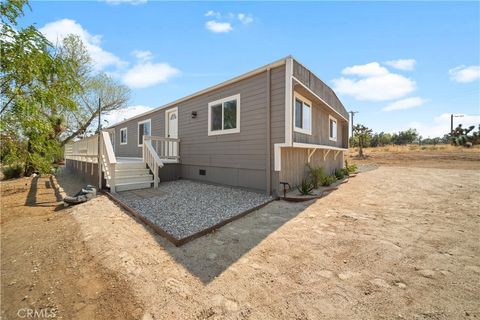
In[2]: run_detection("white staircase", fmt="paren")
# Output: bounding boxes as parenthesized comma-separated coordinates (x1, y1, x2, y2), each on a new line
(112, 161, 154, 192)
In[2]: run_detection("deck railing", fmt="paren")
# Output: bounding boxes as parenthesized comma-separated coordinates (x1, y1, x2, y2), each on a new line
(64, 134, 100, 163)
(142, 136, 164, 188)
(64, 132, 118, 191)
(145, 135, 180, 160)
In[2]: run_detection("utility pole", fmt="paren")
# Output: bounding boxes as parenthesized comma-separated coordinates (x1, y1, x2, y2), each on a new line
(349, 111, 359, 137)
(97, 98, 102, 190)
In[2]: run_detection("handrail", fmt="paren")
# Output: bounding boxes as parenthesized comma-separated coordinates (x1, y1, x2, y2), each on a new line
(145, 135, 181, 160)
(143, 136, 163, 188)
(100, 131, 117, 192)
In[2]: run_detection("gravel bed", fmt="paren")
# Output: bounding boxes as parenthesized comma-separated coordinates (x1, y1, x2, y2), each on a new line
(116, 180, 273, 240)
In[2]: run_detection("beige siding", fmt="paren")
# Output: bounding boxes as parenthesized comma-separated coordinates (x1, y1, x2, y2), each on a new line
(112, 65, 286, 192)
(292, 84, 349, 148)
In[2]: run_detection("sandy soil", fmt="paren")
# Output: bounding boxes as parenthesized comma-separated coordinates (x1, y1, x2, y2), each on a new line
(347, 145, 480, 170)
(2, 154, 480, 319)
(0, 176, 143, 319)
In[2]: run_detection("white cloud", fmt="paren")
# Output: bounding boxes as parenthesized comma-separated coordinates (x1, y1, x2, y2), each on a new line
(409, 113, 480, 138)
(205, 10, 221, 18)
(449, 65, 480, 83)
(205, 20, 233, 33)
(39, 19, 126, 71)
(102, 0, 147, 5)
(385, 59, 416, 71)
(332, 73, 416, 101)
(342, 62, 389, 77)
(122, 51, 179, 88)
(382, 97, 426, 112)
(104, 105, 153, 126)
(131, 49, 153, 62)
(237, 13, 253, 25)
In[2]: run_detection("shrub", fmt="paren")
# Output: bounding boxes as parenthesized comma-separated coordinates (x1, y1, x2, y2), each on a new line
(2, 164, 23, 180)
(321, 175, 337, 186)
(307, 165, 324, 189)
(344, 160, 357, 174)
(297, 178, 314, 195)
(334, 168, 348, 180)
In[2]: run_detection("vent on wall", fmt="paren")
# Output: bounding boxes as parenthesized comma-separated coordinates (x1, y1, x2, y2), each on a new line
(199, 169, 206, 176)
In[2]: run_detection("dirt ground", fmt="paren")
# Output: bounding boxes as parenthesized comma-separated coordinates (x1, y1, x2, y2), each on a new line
(347, 144, 480, 170)
(1, 149, 480, 319)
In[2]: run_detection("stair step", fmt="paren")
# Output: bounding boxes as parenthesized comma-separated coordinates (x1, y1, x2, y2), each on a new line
(114, 181, 153, 192)
(115, 169, 151, 177)
(115, 162, 146, 170)
(115, 175, 153, 184)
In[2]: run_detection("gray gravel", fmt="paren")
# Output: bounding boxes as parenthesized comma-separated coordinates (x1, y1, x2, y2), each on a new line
(116, 180, 273, 240)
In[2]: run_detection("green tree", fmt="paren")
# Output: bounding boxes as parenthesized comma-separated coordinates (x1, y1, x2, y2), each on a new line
(353, 124, 372, 158)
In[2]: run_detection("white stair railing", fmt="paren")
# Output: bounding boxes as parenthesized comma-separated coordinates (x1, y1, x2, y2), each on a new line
(100, 131, 117, 192)
(146, 136, 180, 160)
(143, 136, 163, 188)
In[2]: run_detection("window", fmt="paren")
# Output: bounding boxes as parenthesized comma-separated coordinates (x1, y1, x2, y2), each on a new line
(208, 94, 240, 136)
(329, 115, 337, 141)
(137, 119, 151, 146)
(293, 93, 312, 135)
(120, 127, 127, 145)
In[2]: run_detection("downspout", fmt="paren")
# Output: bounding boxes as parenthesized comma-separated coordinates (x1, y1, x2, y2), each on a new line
(266, 67, 271, 195)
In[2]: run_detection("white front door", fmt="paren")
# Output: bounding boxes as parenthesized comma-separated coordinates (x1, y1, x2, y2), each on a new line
(166, 109, 178, 157)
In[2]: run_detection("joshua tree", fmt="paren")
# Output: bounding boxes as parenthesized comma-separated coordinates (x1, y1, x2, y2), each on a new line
(353, 124, 372, 158)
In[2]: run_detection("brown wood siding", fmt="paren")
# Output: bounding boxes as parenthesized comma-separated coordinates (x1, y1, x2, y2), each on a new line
(279, 147, 344, 188)
(292, 59, 349, 120)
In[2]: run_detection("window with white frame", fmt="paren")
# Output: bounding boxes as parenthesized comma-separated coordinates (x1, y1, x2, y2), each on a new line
(208, 94, 240, 136)
(293, 93, 312, 135)
(120, 127, 127, 145)
(137, 119, 151, 146)
(329, 115, 337, 141)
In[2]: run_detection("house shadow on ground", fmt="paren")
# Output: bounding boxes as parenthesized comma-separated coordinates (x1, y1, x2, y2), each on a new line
(55, 168, 318, 284)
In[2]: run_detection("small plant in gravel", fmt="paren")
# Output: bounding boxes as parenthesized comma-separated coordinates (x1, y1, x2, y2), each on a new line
(297, 178, 314, 195)
(321, 175, 337, 186)
(307, 165, 325, 188)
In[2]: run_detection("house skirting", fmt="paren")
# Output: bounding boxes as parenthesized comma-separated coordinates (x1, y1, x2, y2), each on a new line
(279, 147, 344, 188)
(65, 159, 105, 188)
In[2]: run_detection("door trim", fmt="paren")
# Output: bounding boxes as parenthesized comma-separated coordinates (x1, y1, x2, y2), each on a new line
(165, 107, 178, 138)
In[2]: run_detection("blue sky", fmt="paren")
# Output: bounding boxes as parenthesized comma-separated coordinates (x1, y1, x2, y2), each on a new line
(22, 1, 480, 137)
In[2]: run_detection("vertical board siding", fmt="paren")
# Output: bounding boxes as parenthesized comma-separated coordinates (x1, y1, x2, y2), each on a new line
(279, 147, 344, 188)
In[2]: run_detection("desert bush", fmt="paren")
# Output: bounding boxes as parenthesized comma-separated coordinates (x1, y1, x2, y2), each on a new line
(297, 178, 314, 195)
(334, 168, 348, 180)
(321, 175, 337, 186)
(344, 160, 357, 174)
(307, 165, 324, 188)
(2, 164, 23, 180)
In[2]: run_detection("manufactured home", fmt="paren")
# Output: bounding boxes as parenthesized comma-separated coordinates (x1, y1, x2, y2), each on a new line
(65, 56, 349, 196)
